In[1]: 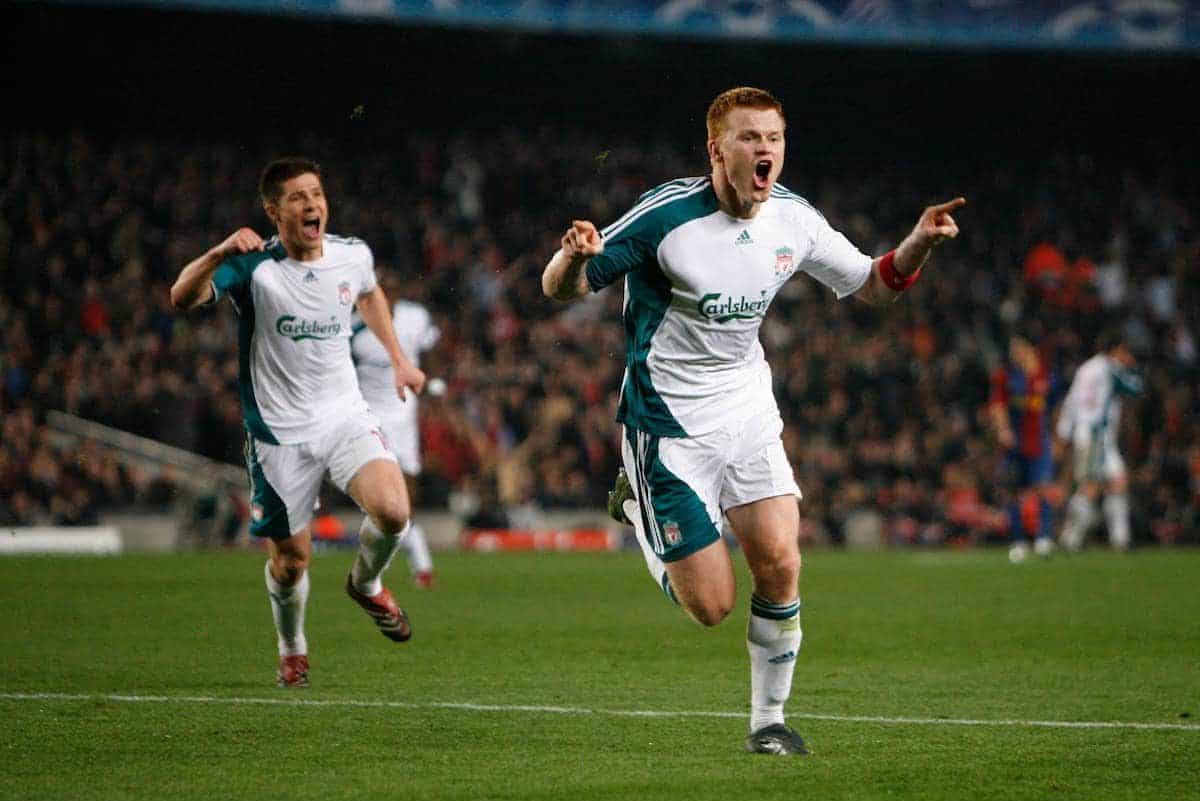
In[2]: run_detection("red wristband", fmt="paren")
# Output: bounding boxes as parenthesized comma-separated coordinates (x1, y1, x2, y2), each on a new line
(879, 250, 921, 292)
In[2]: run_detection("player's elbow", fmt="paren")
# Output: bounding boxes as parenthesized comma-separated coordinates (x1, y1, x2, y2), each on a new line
(168, 284, 191, 312)
(542, 272, 574, 302)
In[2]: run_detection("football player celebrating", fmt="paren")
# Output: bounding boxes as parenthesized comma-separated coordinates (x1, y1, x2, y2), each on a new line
(543, 87, 963, 754)
(171, 157, 425, 687)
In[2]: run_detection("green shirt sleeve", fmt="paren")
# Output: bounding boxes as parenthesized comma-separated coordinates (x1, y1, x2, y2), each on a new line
(585, 228, 654, 291)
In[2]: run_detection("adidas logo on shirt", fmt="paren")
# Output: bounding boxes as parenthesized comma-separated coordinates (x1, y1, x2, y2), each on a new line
(303, 271, 317, 283)
(735, 229, 754, 245)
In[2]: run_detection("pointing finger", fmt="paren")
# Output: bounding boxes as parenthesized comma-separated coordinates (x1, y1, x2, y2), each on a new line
(931, 197, 967, 214)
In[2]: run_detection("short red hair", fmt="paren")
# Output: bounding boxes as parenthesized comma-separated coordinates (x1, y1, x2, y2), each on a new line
(706, 87, 785, 141)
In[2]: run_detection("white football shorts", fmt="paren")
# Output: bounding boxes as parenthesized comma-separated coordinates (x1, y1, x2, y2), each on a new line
(246, 408, 397, 539)
(621, 408, 801, 562)
(374, 400, 421, 476)
(1072, 431, 1126, 483)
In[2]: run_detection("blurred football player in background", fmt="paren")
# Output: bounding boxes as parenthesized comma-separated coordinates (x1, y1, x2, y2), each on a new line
(988, 331, 1063, 563)
(352, 271, 440, 587)
(1055, 330, 1143, 551)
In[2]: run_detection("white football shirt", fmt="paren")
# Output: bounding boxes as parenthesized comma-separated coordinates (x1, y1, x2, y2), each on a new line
(351, 299, 440, 410)
(1055, 353, 1143, 449)
(585, 177, 872, 437)
(210, 234, 377, 445)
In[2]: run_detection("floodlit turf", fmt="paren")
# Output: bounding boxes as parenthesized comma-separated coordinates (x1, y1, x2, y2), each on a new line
(1, 546, 1198, 801)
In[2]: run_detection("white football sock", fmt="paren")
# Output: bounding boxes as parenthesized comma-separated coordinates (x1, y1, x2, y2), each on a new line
(400, 521, 434, 576)
(1103, 494, 1131, 551)
(351, 516, 410, 596)
(265, 561, 309, 657)
(1061, 492, 1099, 551)
(623, 498, 677, 604)
(747, 595, 802, 733)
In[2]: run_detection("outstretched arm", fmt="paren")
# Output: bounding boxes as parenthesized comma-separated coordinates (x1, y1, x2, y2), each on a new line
(542, 220, 604, 301)
(357, 287, 426, 400)
(170, 227, 264, 311)
(855, 197, 966, 305)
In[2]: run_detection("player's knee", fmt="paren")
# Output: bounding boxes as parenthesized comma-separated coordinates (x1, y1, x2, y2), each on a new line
(689, 597, 734, 627)
(755, 553, 801, 595)
(271, 552, 309, 585)
(371, 498, 411, 536)
(780, 551, 802, 583)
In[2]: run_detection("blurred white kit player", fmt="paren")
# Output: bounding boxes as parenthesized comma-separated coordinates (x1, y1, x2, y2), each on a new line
(352, 295, 439, 587)
(1055, 335, 1142, 551)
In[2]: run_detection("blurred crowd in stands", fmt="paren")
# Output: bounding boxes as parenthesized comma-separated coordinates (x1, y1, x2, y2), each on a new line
(1, 129, 1196, 547)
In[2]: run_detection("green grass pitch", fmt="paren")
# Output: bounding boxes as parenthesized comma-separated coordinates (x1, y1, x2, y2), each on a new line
(2, 546, 1198, 800)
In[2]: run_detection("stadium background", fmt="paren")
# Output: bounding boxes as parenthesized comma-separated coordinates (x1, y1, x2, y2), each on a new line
(2, 0, 1198, 551)
(3, 5, 1200, 801)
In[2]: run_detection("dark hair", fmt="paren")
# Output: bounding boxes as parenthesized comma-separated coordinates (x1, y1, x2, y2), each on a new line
(258, 157, 322, 203)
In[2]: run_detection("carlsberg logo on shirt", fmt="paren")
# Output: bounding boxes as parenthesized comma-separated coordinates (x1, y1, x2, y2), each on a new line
(697, 292, 769, 323)
(275, 315, 342, 341)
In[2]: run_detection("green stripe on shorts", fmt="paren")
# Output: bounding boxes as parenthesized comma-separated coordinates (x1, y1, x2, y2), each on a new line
(245, 435, 292, 541)
(625, 427, 720, 563)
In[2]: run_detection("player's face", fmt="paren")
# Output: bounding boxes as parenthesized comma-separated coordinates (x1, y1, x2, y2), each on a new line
(267, 172, 328, 258)
(710, 106, 785, 209)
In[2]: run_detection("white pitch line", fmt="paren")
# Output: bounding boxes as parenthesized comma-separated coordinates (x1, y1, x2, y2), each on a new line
(1, 692, 1197, 732)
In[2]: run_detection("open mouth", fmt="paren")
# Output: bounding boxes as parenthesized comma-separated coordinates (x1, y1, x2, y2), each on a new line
(753, 160, 772, 189)
(302, 217, 321, 239)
